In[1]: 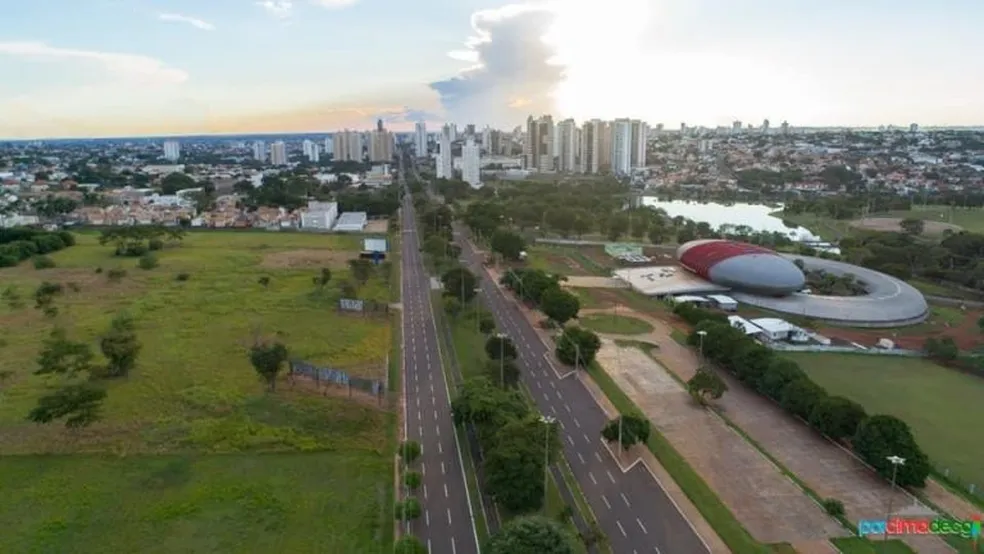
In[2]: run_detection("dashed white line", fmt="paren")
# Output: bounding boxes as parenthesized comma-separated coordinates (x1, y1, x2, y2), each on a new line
(582, 433, 590, 442)
(566, 435, 574, 446)
(421, 462, 426, 475)
(418, 426, 423, 437)
(433, 410, 438, 420)
(446, 508, 452, 525)
(616, 520, 627, 537)
(444, 483, 449, 498)
(577, 452, 585, 464)
(637, 518, 648, 534)
(555, 391, 562, 400)
(606, 470, 616, 483)
(602, 494, 611, 509)
(589, 472, 597, 485)
(564, 404, 571, 413)
(425, 510, 430, 526)
(621, 492, 631, 507)
(451, 537, 457, 554)
(423, 485, 428, 499)
(595, 452, 603, 462)
(438, 442, 443, 454)
(441, 461, 446, 475)
(550, 381, 556, 389)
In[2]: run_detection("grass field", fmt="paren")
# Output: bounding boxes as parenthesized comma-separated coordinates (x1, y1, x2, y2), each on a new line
(875, 206, 984, 234)
(579, 314, 654, 335)
(782, 353, 984, 492)
(0, 231, 396, 552)
(830, 537, 916, 553)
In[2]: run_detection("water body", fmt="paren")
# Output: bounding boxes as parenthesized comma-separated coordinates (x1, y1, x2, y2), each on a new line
(640, 198, 822, 242)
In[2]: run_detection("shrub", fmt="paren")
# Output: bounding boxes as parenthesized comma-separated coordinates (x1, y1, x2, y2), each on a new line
(0, 254, 18, 267)
(137, 253, 158, 270)
(175, 272, 191, 281)
(808, 395, 867, 441)
(94, 266, 103, 274)
(853, 415, 931, 487)
(32, 255, 56, 269)
(780, 378, 827, 421)
(404, 470, 422, 490)
(399, 440, 421, 463)
(148, 238, 164, 251)
(394, 535, 427, 554)
(67, 282, 82, 293)
(107, 268, 127, 282)
(822, 498, 845, 517)
(395, 498, 422, 520)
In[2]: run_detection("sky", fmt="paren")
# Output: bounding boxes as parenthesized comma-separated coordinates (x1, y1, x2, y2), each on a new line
(1, 0, 983, 139)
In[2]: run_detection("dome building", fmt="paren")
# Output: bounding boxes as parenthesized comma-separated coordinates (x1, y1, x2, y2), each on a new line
(676, 239, 806, 296)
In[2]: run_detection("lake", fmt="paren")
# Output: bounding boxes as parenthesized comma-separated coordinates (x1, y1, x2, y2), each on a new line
(641, 198, 822, 241)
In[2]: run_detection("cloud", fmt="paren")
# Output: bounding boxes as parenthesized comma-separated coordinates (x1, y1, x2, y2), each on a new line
(376, 107, 443, 126)
(256, 0, 293, 18)
(158, 13, 216, 31)
(0, 41, 188, 86)
(310, 0, 359, 8)
(429, 4, 564, 127)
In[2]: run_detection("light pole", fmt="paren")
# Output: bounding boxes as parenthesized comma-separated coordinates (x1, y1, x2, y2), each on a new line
(495, 332, 507, 387)
(884, 455, 906, 540)
(696, 329, 708, 369)
(540, 415, 556, 513)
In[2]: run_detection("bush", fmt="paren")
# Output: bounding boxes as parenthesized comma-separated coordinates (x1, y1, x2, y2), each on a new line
(780, 378, 827, 421)
(137, 253, 158, 270)
(399, 440, 421, 463)
(116, 243, 148, 257)
(404, 470, 422, 490)
(148, 238, 164, 251)
(395, 497, 422, 520)
(0, 254, 18, 267)
(32, 255, 56, 269)
(822, 498, 845, 517)
(107, 268, 127, 282)
(394, 535, 427, 554)
(853, 415, 931, 487)
(94, 266, 103, 274)
(175, 272, 191, 281)
(808, 395, 867, 441)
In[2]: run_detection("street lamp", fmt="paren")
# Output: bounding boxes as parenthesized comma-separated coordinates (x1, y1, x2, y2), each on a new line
(884, 455, 906, 540)
(539, 415, 556, 513)
(696, 330, 708, 368)
(495, 332, 507, 387)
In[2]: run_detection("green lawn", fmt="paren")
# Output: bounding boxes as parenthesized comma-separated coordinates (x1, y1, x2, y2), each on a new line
(878, 206, 984, 234)
(830, 537, 915, 553)
(579, 314, 654, 335)
(782, 353, 984, 491)
(0, 231, 396, 552)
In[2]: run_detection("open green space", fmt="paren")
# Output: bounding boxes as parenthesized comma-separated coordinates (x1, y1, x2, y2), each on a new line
(583, 361, 766, 553)
(875, 206, 984, 234)
(767, 543, 798, 553)
(782, 353, 984, 494)
(579, 314, 654, 335)
(829, 537, 915, 554)
(0, 231, 395, 551)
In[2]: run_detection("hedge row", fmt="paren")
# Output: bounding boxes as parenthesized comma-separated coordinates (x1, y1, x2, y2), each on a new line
(675, 302, 932, 488)
(0, 229, 76, 268)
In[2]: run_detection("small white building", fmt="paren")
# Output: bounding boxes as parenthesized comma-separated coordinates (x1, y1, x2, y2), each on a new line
(300, 201, 338, 231)
(727, 316, 764, 336)
(334, 211, 368, 232)
(674, 295, 711, 306)
(706, 294, 738, 312)
(749, 318, 794, 341)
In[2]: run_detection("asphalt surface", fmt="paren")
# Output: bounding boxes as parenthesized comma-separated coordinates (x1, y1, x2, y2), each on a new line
(455, 226, 712, 554)
(400, 183, 480, 554)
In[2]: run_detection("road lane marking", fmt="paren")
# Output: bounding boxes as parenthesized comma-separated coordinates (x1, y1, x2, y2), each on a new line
(444, 484, 449, 498)
(415, 397, 419, 407)
(564, 404, 571, 413)
(436, 426, 441, 436)
(602, 495, 611, 509)
(550, 381, 556, 389)
(423, 485, 428, 499)
(566, 435, 574, 446)
(417, 410, 421, 421)
(617, 520, 627, 537)
(577, 452, 585, 464)
(637, 518, 648, 534)
(441, 462, 446, 475)
(583, 433, 590, 443)
(421, 462, 426, 475)
(447, 508, 452, 525)
(451, 537, 457, 554)
(438, 442, 443, 454)
(573, 417, 580, 428)
(607, 470, 616, 483)
(418, 426, 423, 437)
(589, 472, 597, 485)
(595, 452, 602, 462)
(425, 510, 430, 526)
(621, 492, 630, 507)
(433, 410, 438, 420)
(535, 381, 541, 388)
(555, 391, 562, 400)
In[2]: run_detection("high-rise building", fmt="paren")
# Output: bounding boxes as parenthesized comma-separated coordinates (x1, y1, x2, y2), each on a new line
(377, 119, 384, 132)
(732, 120, 742, 134)
(481, 126, 491, 153)
(524, 115, 554, 172)
(270, 141, 287, 165)
(630, 120, 648, 169)
(610, 118, 633, 175)
(780, 121, 790, 135)
(414, 122, 428, 157)
(465, 124, 476, 137)
(461, 138, 481, 188)
(253, 141, 266, 162)
(762, 119, 770, 133)
(370, 128, 394, 162)
(437, 125, 453, 179)
(303, 140, 320, 163)
(333, 130, 363, 162)
(579, 120, 599, 174)
(323, 137, 333, 156)
(597, 121, 612, 172)
(556, 119, 578, 172)
(163, 140, 181, 161)
(909, 123, 919, 133)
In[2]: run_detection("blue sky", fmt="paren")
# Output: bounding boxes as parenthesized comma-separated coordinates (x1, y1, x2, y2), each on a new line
(1, 0, 983, 138)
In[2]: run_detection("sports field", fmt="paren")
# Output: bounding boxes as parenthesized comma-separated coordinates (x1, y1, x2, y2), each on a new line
(783, 353, 984, 492)
(0, 231, 395, 552)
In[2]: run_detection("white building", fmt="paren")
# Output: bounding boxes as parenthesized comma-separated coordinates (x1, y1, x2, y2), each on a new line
(556, 119, 578, 172)
(414, 122, 428, 158)
(369, 129, 393, 162)
(253, 141, 266, 162)
(302, 140, 321, 163)
(334, 211, 368, 232)
(461, 138, 481, 188)
(270, 141, 288, 166)
(437, 126, 453, 179)
(525, 115, 554, 172)
(333, 130, 363, 162)
(611, 118, 632, 174)
(163, 140, 181, 161)
(300, 201, 338, 231)
(323, 136, 333, 157)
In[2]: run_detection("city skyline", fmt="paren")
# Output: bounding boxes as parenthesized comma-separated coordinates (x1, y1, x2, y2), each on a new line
(2, 0, 984, 139)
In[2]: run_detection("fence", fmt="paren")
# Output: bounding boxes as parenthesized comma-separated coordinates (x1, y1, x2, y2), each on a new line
(289, 359, 385, 400)
(934, 466, 983, 502)
(338, 297, 390, 317)
(765, 343, 923, 356)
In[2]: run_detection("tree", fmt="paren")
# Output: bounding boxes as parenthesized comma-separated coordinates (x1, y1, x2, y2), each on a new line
(686, 370, 727, 405)
(808, 396, 867, 441)
(486, 335, 518, 361)
(899, 218, 925, 236)
(484, 417, 560, 513)
(404, 471, 422, 490)
(606, 214, 628, 241)
(647, 225, 665, 245)
(394, 535, 428, 554)
(443, 296, 462, 318)
(540, 288, 580, 327)
(159, 172, 198, 195)
(348, 258, 373, 285)
(490, 229, 526, 261)
(34, 281, 63, 311)
(478, 312, 496, 334)
(249, 340, 288, 391)
(484, 358, 521, 388)
(853, 415, 931, 487)
(35, 327, 93, 377)
(313, 267, 332, 290)
(258, 276, 271, 288)
(399, 440, 422, 463)
(27, 383, 107, 429)
(600, 414, 650, 450)
(99, 313, 141, 378)
(924, 336, 958, 362)
(395, 498, 422, 520)
(555, 327, 601, 368)
(441, 267, 478, 303)
(758, 358, 807, 401)
(486, 516, 576, 554)
(780, 378, 827, 420)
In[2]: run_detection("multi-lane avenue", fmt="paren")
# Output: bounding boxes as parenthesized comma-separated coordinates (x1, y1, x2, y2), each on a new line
(454, 225, 712, 554)
(400, 182, 479, 554)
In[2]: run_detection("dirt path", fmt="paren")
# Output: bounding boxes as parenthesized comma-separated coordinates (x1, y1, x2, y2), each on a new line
(580, 305, 958, 554)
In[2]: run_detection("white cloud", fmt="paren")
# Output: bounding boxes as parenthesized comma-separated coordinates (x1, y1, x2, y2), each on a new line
(0, 41, 189, 86)
(158, 13, 216, 31)
(310, 0, 359, 7)
(256, 0, 293, 18)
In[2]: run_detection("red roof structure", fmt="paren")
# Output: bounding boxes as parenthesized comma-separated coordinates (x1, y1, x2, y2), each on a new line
(678, 240, 775, 279)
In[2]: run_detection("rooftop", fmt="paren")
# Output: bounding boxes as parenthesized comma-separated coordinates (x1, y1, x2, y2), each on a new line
(613, 265, 729, 296)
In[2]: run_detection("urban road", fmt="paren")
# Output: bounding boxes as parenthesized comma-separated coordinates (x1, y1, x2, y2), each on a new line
(400, 188, 480, 554)
(455, 225, 712, 554)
